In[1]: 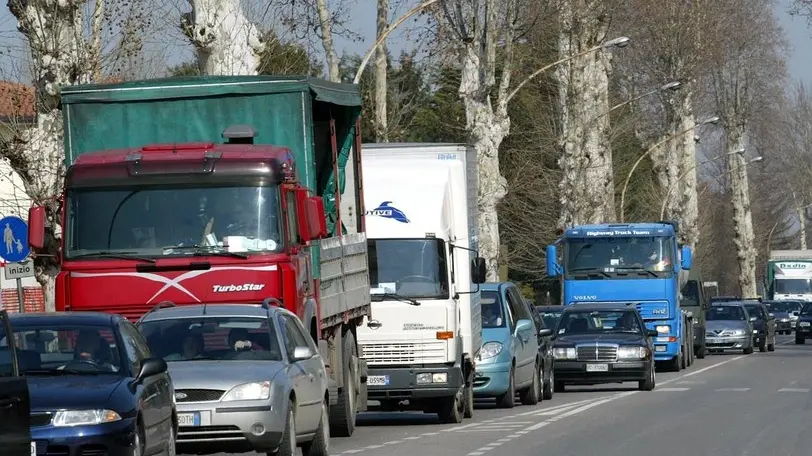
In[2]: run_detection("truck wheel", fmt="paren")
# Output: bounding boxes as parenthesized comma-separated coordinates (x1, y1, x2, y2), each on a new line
(519, 361, 540, 405)
(329, 330, 358, 437)
(666, 352, 681, 372)
(438, 387, 464, 424)
(680, 346, 686, 369)
(495, 367, 516, 408)
(463, 382, 474, 419)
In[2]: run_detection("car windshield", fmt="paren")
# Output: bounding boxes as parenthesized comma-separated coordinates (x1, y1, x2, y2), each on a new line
(564, 235, 676, 277)
(481, 291, 505, 328)
(801, 303, 812, 316)
(65, 185, 283, 259)
(138, 317, 282, 362)
(0, 325, 123, 376)
(556, 310, 642, 335)
(774, 278, 812, 294)
(744, 305, 763, 320)
(765, 302, 797, 312)
(707, 306, 746, 321)
(368, 238, 449, 299)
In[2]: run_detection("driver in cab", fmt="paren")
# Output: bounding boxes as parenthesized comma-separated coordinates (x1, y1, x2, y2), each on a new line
(69, 329, 116, 371)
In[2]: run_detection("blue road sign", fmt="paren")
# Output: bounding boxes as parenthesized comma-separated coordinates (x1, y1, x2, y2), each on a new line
(0, 216, 29, 263)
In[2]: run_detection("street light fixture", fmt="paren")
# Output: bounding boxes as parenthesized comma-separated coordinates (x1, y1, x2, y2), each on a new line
(602, 80, 683, 118)
(619, 115, 721, 222)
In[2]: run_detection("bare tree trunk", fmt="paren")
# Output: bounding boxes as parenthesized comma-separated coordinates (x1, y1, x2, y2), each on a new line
(315, 0, 341, 82)
(799, 207, 808, 249)
(727, 125, 757, 297)
(556, 1, 616, 227)
(374, 0, 389, 141)
(182, 0, 265, 75)
(677, 96, 700, 248)
(7, 0, 93, 311)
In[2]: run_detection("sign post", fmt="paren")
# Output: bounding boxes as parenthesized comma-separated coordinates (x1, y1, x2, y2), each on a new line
(0, 216, 32, 313)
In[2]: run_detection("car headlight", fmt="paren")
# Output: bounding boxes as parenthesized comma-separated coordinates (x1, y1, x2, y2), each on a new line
(800, 322, 811, 327)
(553, 347, 576, 360)
(730, 329, 745, 336)
(479, 342, 503, 360)
(655, 325, 670, 334)
(53, 410, 121, 427)
(617, 346, 648, 359)
(222, 381, 271, 401)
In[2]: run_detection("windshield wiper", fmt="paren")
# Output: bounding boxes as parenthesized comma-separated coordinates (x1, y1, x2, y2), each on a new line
(568, 267, 611, 278)
(371, 292, 420, 306)
(614, 267, 658, 278)
(163, 244, 248, 259)
(71, 251, 156, 263)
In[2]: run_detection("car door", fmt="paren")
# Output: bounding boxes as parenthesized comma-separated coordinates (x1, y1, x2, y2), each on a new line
(504, 286, 534, 385)
(127, 322, 174, 437)
(0, 311, 31, 456)
(119, 322, 166, 454)
(279, 314, 322, 432)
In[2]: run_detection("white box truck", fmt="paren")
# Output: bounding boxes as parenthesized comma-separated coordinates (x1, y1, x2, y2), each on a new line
(357, 143, 486, 423)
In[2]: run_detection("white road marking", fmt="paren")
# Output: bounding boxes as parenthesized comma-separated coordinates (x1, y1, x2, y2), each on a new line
(675, 355, 746, 378)
(715, 387, 750, 391)
(654, 387, 691, 392)
(778, 388, 811, 392)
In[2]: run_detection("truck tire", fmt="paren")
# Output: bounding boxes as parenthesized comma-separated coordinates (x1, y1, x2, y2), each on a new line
(666, 352, 681, 372)
(680, 345, 686, 369)
(438, 387, 464, 424)
(329, 330, 358, 437)
(463, 382, 474, 419)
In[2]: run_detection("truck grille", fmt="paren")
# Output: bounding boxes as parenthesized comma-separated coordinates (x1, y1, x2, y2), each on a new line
(360, 341, 446, 364)
(576, 344, 618, 362)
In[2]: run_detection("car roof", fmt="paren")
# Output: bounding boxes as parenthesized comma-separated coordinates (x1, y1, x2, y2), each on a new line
(480, 282, 513, 292)
(535, 306, 565, 311)
(711, 302, 746, 307)
(561, 303, 638, 313)
(138, 303, 288, 322)
(6, 311, 118, 327)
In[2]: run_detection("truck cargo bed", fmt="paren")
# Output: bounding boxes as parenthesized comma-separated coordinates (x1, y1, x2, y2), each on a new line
(319, 232, 372, 329)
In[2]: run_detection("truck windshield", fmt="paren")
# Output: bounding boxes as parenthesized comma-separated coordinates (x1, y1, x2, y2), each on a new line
(368, 239, 449, 299)
(65, 185, 282, 259)
(564, 236, 675, 277)
(774, 279, 812, 294)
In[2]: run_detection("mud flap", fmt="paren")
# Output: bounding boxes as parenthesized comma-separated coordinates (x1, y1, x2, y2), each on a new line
(358, 358, 368, 412)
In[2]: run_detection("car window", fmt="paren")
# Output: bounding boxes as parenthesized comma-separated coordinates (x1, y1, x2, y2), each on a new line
(119, 322, 149, 373)
(505, 287, 531, 322)
(139, 316, 283, 362)
(279, 315, 311, 360)
(481, 291, 505, 328)
(744, 305, 764, 320)
(557, 310, 642, 334)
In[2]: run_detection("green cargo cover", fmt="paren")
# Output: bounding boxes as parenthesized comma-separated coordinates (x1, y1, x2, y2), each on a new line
(59, 75, 362, 238)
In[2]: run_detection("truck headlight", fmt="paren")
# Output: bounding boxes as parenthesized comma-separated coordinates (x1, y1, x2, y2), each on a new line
(222, 381, 271, 401)
(416, 373, 448, 384)
(655, 325, 670, 334)
(617, 346, 648, 359)
(553, 347, 576, 360)
(479, 342, 503, 360)
(53, 410, 121, 427)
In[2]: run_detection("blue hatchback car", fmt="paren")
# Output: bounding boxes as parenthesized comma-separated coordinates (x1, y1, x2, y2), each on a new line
(474, 282, 552, 408)
(0, 312, 176, 456)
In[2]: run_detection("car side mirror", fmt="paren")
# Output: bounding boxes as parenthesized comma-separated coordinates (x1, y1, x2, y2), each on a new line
(647, 329, 658, 337)
(471, 257, 487, 284)
(538, 328, 553, 337)
(292, 346, 314, 361)
(768, 313, 775, 319)
(514, 319, 533, 334)
(134, 358, 167, 384)
(750, 316, 757, 321)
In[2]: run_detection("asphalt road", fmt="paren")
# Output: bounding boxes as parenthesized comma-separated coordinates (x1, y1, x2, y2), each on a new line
(202, 334, 812, 456)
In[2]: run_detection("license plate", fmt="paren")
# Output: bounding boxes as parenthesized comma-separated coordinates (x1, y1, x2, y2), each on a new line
(586, 364, 609, 372)
(30, 442, 36, 456)
(177, 412, 200, 427)
(367, 375, 390, 386)
(707, 338, 722, 343)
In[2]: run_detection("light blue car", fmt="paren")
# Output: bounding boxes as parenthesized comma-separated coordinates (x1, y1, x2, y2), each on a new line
(474, 282, 552, 408)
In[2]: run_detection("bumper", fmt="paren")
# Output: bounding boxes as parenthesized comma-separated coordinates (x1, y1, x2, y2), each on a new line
(175, 401, 284, 453)
(796, 326, 812, 338)
(366, 365, 463, 401)
(651, 339, 680, 361)
(473, 360, 511, 397)
(554, 360, 650, 384)
(31, 417, 137, 456)
(706, 335, 750, 350)
(776, 321, 792, 332)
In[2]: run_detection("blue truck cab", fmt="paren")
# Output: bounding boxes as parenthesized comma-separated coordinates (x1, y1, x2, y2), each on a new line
(545, 222, 693, 371)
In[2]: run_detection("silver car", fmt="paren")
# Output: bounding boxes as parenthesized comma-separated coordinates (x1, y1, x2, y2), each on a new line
(137, 302, 329, 456)
(705, 303, 754, 354)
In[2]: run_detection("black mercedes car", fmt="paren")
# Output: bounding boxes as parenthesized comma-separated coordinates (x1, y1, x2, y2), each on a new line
(0, 311, 176, 456)
(795, 302, 812, 344)
(551, 304, 657, 392)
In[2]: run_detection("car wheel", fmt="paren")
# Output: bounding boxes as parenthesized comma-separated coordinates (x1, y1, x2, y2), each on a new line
(495, 367, 516, 408)
(758, 337, 767, 352)
(302, 400, 329, 456)
(542, 365, 554, 400)
(269, 407, 296, 456)
(133, 421, 145, 456)
(638, 365, 655, 391)
(796, 335, 805, 345)
(162, 423, 176, 456)
(743, 344, 754, 354)
(520, 361, 540, 405)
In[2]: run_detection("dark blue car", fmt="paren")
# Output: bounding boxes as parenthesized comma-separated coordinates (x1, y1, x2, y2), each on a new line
(0, 311, 176, 456)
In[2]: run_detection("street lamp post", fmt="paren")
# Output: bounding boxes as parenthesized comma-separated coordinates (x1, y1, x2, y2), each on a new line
(619, 116, 721, 222)
(599, 81, 682, 119)
(662, 155, 763, 219)
(505, 36, 631, 104)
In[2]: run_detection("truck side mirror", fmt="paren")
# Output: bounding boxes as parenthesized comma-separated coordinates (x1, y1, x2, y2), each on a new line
(471, 257, 486, 284)
(305, 197, 328, 240)
(28, 206, 46, 249)
(680, 245, 692, 270)
(546, 245, 560, 277)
